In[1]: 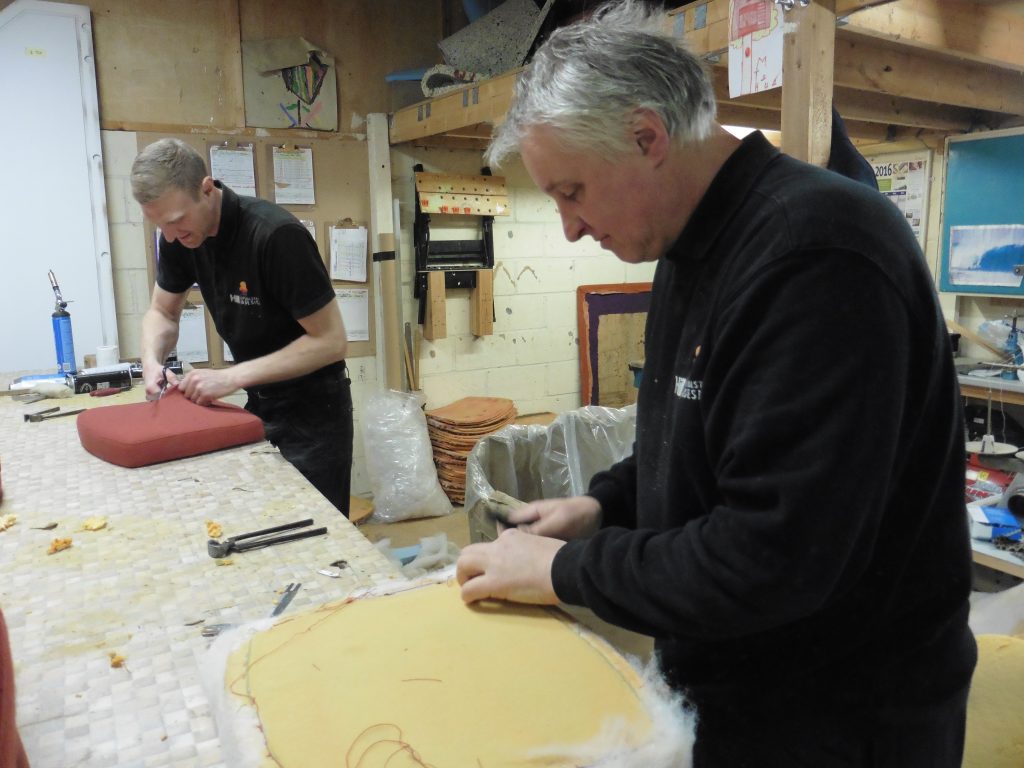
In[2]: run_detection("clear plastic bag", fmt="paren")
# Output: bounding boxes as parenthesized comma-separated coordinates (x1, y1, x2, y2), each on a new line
(362, 389, 453, 522)
(464, 404, 636, 542)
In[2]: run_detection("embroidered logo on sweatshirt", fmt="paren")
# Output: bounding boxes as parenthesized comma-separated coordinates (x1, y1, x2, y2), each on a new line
(674, 375, 702, 401)
(229, 280, 261, 306)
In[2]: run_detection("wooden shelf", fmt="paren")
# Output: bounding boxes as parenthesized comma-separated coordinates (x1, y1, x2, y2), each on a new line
(390, 69, 518, 149)
(389, 0, 1024, 150)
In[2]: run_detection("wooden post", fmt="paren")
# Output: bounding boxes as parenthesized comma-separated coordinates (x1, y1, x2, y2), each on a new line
(423, 272, 447, 340)
(367, 113, 404, 389)
(781, 0, 836, 166)
(470, 269, 494, 337)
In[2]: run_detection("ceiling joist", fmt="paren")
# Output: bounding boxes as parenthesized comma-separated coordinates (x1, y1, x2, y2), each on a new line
(840, 0, 1024, 72)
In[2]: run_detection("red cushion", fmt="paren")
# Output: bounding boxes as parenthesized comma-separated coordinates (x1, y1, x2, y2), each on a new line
(0, 609, 28, 768)
(77, 389, 265, 468)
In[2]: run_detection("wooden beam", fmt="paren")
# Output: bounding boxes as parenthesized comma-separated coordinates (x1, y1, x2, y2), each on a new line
(710, 65, 992, 132)
(840, 0, 1024, 72)
(409, 136, 491, 151)
(665, 0, 897, 57)
(835, 0, 899, 10)
(781, 0, 837, 165)
(834, 30, 1024, 115)
(664, 1, 728, 57)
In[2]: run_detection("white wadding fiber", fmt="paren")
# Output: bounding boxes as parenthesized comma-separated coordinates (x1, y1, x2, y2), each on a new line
(525, 653, 697, 767)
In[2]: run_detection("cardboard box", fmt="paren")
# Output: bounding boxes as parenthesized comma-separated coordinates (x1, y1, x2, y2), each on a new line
(968, 504, 1023, 541)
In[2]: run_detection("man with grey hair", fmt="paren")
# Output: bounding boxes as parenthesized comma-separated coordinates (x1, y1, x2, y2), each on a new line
(456, 2, 975, 765)
(131, 138, 353, 516)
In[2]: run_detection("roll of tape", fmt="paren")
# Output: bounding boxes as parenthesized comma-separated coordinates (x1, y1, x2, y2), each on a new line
(95, 345, 119, 367)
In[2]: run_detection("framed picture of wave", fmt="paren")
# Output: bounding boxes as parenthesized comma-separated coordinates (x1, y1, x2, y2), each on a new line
(940, 127, 1024, 295)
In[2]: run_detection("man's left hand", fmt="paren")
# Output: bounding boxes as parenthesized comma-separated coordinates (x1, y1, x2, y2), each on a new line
(178, 368, 240, 405)
(456, 529, 565, 606)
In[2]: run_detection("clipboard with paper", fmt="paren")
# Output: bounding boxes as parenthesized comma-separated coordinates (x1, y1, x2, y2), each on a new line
(328, 218, 368, 282)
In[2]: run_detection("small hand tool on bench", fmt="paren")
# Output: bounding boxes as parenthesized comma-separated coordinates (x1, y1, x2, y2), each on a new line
(207, 518, 327, 558)
(24, 406, 85, 423)
(201, 582, 304, 637)
(90, 385, 131, 397)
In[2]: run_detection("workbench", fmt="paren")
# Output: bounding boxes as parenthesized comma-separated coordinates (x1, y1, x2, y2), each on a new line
(0, 387, 402, 767)
(959, 372, 1024, 409)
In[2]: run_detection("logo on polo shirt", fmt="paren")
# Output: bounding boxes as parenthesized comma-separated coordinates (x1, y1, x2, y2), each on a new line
(674, 375, 702, 401)
(229, 280, 261, 306)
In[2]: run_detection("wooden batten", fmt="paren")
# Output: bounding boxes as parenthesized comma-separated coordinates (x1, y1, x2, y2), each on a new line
(470, 269, 494, 337)
(423, 271, 447, 341)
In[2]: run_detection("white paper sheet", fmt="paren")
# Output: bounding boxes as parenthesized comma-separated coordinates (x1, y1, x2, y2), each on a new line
(272, 146, 315, 204)
(177, 305, 208, 363)
(728, 0, 783, 98)
(330, 225, 368, 281)
(335, 287, 369, 342)
(210, 145, 257, 198)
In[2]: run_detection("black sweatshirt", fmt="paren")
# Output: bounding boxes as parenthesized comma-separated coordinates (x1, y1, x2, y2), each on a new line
(552, 133, 976, 718)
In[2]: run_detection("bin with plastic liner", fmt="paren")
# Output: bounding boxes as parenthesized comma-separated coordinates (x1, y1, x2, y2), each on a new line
(464, 404, 637, 543)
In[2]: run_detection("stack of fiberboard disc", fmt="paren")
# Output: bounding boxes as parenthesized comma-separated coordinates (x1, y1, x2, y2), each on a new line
(426, 396, 517, 504)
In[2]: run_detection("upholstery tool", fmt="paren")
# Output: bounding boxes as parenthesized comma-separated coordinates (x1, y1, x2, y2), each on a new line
(90, 385, 131, 397)
(13, 393, 46, 404)
(271, 583, 301, 617)
(485, 491, 526, 528)
(201, 583, 304, 637)
(158, 363, 173, 399)
(207, 518, 327, 558)
(24, 406, 84, 423)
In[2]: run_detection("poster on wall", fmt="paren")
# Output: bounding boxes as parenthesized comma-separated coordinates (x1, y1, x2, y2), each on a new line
(865, 149, 931, 251)
(241, 37, 338, 131)
(939, 128, 1024, 295)
(948, 224, 1024, 288)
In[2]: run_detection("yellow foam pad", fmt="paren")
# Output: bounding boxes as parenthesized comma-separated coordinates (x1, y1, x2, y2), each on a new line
(964, 634, 1024, 768)
(225, 580, 654, 767)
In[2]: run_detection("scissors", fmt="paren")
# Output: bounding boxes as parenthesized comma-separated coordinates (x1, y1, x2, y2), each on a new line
(158, 363, 173, 399)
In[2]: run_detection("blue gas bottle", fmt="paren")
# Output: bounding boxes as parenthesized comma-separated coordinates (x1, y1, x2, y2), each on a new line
(48, 270, 77, 374)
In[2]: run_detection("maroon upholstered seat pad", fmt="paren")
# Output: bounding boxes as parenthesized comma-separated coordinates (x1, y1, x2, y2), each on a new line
(77, 388, 265, 468)
(0, 609, 29, 768)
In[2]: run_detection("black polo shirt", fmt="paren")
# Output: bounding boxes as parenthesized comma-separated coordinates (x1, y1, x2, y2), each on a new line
(156, 182, 336, 367)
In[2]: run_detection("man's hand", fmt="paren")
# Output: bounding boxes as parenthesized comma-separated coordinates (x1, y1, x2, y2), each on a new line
(143, 361, 179, 400)
(178, 368, 240, 405)
(456, 530, 565, 605)
(503, 495, 603, 540)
